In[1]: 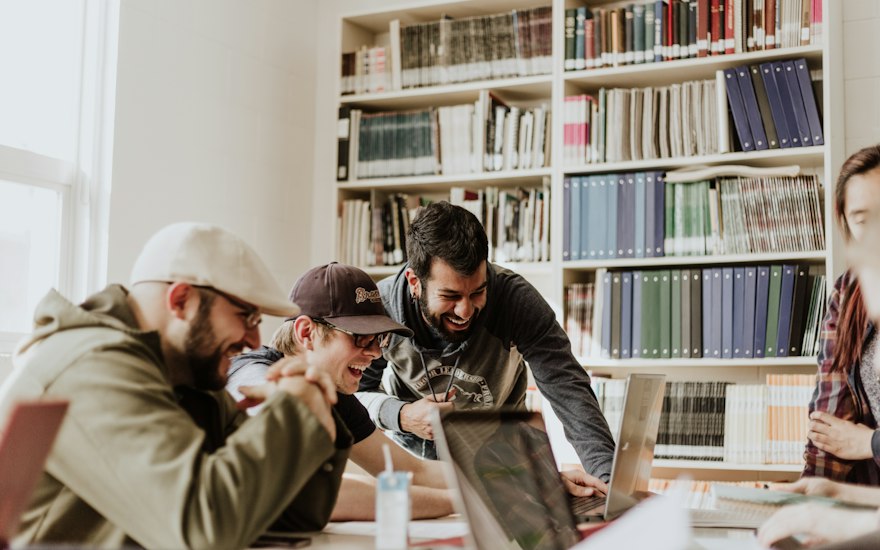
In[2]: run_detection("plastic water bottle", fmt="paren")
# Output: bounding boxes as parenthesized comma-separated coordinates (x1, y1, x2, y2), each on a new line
(375, 443, 411, 550)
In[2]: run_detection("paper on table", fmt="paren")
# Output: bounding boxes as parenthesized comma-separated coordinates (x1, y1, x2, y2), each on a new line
(570, 486, 691, 550)
(323, 520, 469, 540)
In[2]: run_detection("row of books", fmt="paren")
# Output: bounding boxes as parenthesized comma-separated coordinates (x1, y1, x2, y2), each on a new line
(562, 59, 821, 166)
(340, 7, 552, 95)
(724, 60, 824, 152)
(340, 45, 390, 96)
(564, 0, 823, 72)
(337, 184, 552, 267)
(565, 265, 826, 359)
(562, 171, 823, 261)
(451, 183, 552, 263)
(724, 376, 814, 464)
(336, 98, 551, 181)
(594, 375, 811, 464)
(337, 195, 413, 268)
(563, 78, 722, 166)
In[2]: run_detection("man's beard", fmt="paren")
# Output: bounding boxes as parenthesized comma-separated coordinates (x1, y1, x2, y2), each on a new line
(418, 289, 478, 344)
(184, 299, 226, 391)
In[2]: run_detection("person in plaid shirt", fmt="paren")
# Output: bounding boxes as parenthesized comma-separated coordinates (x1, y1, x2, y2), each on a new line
(757, 203, 880, 548)
(804, 145, 880, 484)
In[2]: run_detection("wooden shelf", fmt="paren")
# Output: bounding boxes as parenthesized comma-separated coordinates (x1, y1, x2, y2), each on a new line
(564, 45, 823, 89)
(579, 357, 817, 368)
(564, 250, 827, 270)
(563, 146, 825, 174)
(338, 168, 552, 193)
(340, 75, 552, 110)
(362, 261, 552, 278)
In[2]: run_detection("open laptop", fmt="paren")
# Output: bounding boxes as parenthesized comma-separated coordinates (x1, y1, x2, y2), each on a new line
(432, 373, 666, 550)
(0, 400, 69, 546)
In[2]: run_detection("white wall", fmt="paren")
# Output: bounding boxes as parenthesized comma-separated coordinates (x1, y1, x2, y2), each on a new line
(843, 1, 880, 155)
(109, 0, 318, 338)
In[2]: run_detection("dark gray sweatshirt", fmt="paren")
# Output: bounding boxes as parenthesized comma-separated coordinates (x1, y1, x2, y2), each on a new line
(356, 263, 615, 481)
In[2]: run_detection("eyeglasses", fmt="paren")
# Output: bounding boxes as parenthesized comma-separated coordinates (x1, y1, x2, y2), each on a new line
(197, 286, 262, 329)
(312, 318, 391, 349)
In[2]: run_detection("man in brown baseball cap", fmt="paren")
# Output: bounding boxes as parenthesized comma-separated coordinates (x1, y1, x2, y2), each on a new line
(0, 222, 350, 548)
(229, 262, 454, 521)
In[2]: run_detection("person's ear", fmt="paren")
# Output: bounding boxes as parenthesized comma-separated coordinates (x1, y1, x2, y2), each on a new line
(404, 268, 421, 299)
(293, 315, 316, 350)
(166, 282, 197, 321)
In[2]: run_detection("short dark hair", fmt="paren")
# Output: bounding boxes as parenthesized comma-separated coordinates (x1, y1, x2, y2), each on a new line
(406, 201, 488, 281)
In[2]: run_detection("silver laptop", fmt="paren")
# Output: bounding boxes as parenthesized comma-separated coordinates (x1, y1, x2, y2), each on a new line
(432, 373, 666, 550)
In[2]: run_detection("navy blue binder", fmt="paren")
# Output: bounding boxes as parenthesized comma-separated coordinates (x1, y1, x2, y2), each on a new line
(735, 65, 769, 150)
(793, 58, 824, 146)
(742, 266, 757, 358)
(732, 267, 745, 358)
(775, 264, 797, 357)
(723, 67, 755, 151)
(772, 61, 805, 147)
(721, 267, 734, 359)
(781, 60, 813, 147)
(759, 62, 793, 148)
(753, 265, 770, 358)
(621, 271, 633, 358)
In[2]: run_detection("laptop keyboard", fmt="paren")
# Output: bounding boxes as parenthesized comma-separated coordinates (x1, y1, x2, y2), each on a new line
(570, 494, 606, 515)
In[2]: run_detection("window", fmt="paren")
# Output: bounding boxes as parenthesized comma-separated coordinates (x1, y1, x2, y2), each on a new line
(0, 0, 119, 351)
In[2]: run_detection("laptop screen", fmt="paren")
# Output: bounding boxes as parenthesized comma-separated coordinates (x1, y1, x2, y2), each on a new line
(435, 410, 581, 550)
(433, 374, 666, 549)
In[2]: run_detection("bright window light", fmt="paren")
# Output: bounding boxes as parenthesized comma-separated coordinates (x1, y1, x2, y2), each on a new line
(0, 179, 63, 333)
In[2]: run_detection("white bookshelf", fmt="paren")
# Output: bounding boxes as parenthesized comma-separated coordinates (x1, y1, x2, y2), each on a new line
(331, 0, 844, 482)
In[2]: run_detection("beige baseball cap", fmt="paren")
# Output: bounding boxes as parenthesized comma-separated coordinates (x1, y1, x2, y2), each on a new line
(130, 222, 298, 317)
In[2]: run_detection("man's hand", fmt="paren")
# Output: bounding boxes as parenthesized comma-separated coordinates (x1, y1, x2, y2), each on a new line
(757, 503, 878, 548)
(399, 389, 457, 440)
(808, 411, 874, 460)
(236, 382, 277, 410)
(560, 469, 608, 497)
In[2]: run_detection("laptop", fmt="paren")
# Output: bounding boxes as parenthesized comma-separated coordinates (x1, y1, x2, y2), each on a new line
(432, 373, 666, 550)
(0, 400, 69, 546)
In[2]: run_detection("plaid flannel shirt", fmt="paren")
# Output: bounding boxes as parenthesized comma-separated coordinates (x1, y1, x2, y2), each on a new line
(803, 271, 880, 484)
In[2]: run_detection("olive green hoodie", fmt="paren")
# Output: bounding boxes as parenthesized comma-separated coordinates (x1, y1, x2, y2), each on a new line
(0, 285, 351, 548)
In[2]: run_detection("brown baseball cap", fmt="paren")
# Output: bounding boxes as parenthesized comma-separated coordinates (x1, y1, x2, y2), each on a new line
(289, 262, 413, 337)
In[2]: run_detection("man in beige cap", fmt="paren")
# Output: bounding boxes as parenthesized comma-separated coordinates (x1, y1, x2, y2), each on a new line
(228, 262, 454, 521)
(0, 222, 350, 548)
